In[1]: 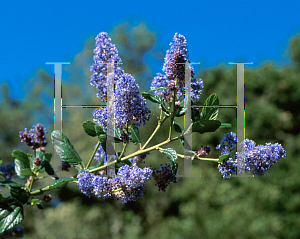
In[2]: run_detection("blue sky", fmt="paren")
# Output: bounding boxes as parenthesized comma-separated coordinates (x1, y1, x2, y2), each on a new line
(1, 0, 300, 99)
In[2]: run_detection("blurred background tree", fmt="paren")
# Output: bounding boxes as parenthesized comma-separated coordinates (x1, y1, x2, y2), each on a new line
(1, 21, 300, 239)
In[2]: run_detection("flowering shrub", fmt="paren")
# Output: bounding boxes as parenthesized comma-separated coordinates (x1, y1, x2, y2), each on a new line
(0, 32, 286, 235)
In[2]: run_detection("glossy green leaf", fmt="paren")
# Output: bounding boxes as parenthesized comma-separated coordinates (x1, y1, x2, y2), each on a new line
(20, 169, 34, 177)
(11, 150, 30, 168)
(0, 204, 24, 233)
(218, 153, 231, 163)
(44, 152, 52, 162)
(173, 121, 183, 134)
(160, 148, 178, 177)
(31, 199, 43, 205)
(94, 124, 105, 136)
(192, 120, 221, 134)
(51, 130, 83, 165)
(14, 159, 29, 179)
(175, 108, 185, 117)
(0, 181, 24, 188)
(98, 134, 107, 153)
(141, 92, 169, 114)
(10, 187, 30, 205)
(42, 160, 55, 176)
(82, 120, 97, 137)
(49, 178, 74, 190)
(201, 93, 219, 121)
(129, 125, 141, 144)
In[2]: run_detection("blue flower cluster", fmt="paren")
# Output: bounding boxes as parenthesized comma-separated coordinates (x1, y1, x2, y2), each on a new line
(90, 32, 124, 102)
(216, 132, 286, 178)
(238, 139, 286, 177)
(93, 143, 106, 162)
(216, 132, 238, 159)
(19, 123, 47, 151)
(90, 33, 152, 132)
(0, 162, 15, 180)
(77, 165, 152, 203)
(151, 33, 204, 103)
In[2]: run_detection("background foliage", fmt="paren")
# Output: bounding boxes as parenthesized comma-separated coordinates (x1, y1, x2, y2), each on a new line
(1, 22, 300, 239)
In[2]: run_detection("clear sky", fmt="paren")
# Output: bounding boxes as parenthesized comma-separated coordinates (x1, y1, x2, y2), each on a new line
(1, 0, 300, 99)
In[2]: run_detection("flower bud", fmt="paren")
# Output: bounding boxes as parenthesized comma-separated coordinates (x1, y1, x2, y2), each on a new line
(42, 194, 52, 203)
(175, 101, 181, 110)
(33, 157, 42, 166)
(167, 80, 177, 91)
(61, 161, 71, 172)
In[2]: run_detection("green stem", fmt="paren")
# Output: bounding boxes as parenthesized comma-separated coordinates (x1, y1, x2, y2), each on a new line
(177, 153, 219, 162)
(86, 140, 101, 169)
(30, 179, 78, 195)
(89, 124, 192, 174)
(142, 114, 168, 150)
(118, 143, 128, 161)
(28, 178, 34, 192)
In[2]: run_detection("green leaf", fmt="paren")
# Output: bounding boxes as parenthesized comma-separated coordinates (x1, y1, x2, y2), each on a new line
(49, 178, 74, 190)
(115, 128, 123, 141)
(201, 93, 219, 121)
(175, 107, 185, 117)
(192, 120, 221, 134)
(149, 87, 168, 92)
(31, 199, 43, 205)
(141, 92, 169, 114)
(44, 152, 52, 162)
(94, 124, 105, 136)
(20, 169, 34, 177)
(141, 92, 162, 104)
(218, 153, 231, 163)
(51, 130, 83, 165)
(160, 148, 178, 177)
(129, 125, 141, 144)
(11, 150, 30, 168)
(219, 123, 232, 129)
(14, 159, 29, 179)
(42, 160, 55, 176)
(173, 121, 183, 134)
(82, 120, 97, 137)
(0, 204, 24, 233)
(0, 173, 6, 181)
(98, 134, 107, 153)
(0, 181, 24, 188)
(10, 187, 30, 205)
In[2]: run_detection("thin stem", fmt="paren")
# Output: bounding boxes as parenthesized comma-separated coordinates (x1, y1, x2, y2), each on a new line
(118, 143, 128, 161)
(30, 179, 78, 195)
(86, 141, 101, 169)
(89, 124, 192, 174)
(141, 114, 168, 150)
(28, 178, 34, 192)
(177, 153, 219, 162)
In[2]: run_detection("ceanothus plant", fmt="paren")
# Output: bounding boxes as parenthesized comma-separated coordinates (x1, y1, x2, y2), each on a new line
(0, 32, 286, 234)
